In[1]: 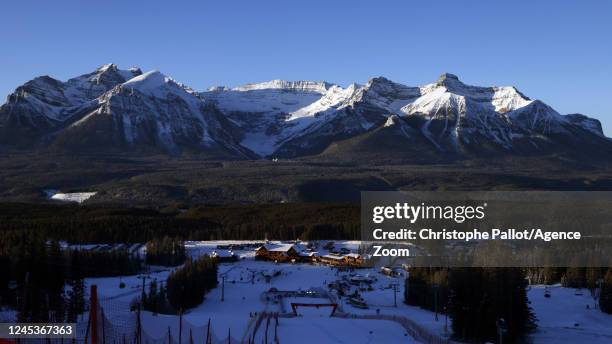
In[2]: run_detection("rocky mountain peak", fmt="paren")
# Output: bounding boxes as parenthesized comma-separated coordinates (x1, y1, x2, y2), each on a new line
(437, 72, 460, 82)
(232, 80, 331, 93)
(1, 67, 609, 160)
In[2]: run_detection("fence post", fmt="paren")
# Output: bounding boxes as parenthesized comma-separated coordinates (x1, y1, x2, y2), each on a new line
(274, 314, 278, 344)
(178, 310, 183, 344)
(101, 307, 106, 344)
(83, 310, 91, 344)
(136, 304, 142, 344)
(264, 316, 269, 344)
(90, 285, 98, 344)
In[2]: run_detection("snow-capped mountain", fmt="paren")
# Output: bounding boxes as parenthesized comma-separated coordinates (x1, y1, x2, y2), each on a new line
(0, 64, 141, 137)
(201, 78, 419, 157)
(0, 65, 251, 157)
(1, 64, 609, 160)
(203, 72, 609, 158)
(54, 70, 251, 156)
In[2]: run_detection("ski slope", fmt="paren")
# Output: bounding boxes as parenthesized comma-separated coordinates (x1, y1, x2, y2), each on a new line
(33, 240, 612, 344)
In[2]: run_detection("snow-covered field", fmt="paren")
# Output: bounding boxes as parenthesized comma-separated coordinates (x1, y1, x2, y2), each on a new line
(85, 241, 422, 343)
(529, 285, 612, 343)
(44, 189, 97, 203)
(274, 316, 416, 344)
(5, 240, 609, 343)
(88, 259, 418, 343)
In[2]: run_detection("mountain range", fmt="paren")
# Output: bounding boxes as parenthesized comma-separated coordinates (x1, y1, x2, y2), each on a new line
(1, 64, 610, 162)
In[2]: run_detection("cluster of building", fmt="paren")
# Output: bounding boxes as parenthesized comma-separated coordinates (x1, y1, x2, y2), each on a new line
(254, 242, 367, 267)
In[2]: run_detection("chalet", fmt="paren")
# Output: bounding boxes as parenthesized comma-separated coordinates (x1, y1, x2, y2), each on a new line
(343, 253, 365, 266)
(255, 243, 300, 262)
(298, 251, 318, 263)
(319, 254, 346, 266)
(319, 253, 365, 267)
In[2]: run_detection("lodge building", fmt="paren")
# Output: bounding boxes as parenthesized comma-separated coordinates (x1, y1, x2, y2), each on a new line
(256, 242, 366, 266)
(319, 253, 365, 267)
(255, 243, 301, 262)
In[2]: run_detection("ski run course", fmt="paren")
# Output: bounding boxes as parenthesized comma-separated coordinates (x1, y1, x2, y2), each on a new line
(6, 240, 608, 344)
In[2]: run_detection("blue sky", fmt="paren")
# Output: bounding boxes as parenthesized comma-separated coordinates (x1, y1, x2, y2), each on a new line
(2, 0, 611, 135)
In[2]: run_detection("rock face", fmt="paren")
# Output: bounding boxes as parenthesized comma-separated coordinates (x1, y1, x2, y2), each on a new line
(1, 65, 610, 161)
(0, 64, 141, 145)
(54, 71, 251, 157)
(203, 73, 609, 159)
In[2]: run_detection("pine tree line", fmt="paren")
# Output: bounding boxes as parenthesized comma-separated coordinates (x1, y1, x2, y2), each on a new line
(0, 203, 360, 243)
(146, 236, 186, 266)
(599, 269, 612, 313)
(405, 267, 535, 343)
(448, 268, 534, 343)
(165, 256, 218, 311)
(0, 236, 84, 322)
(70, 249, 142, 277)
(525, 267, 607, 289)
(0, 232, 142, 322)
(141, 279, 170, 314)
(404, 267, 448, 313)
(404, 267, 612, 339)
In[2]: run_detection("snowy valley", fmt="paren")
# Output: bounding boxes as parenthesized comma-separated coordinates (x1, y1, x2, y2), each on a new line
(3, 240, 608, 344)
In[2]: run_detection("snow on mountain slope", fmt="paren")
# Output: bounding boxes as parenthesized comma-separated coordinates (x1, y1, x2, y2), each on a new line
(201, 73, 610, 158)
(61, 70, 249, 156)
(418, 73, 532, 112)
(203, 80, 329, 114)
(393, 73, 585, 152)
(1, 66, 609, 160)
(4, 76, 80, 124)
(506, 100, 568, 134)
(318, 73, 608, 157)
(232, 80, 330, 93)
(359, 77, 422, 114)
(63, 63, 142, 102)
(288, 84, 359, 120)
(399, 73, 533, 123)
(0, 64, 141, 139)
(277, 83, 380, 145)
(202, 78, 419, 157)
(202, 80, 374, 156)
(201, 73, 578, 157)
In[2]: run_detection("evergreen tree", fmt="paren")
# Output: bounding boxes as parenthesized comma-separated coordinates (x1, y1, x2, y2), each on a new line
(562, 267, 586, 288)
(166, 256, 218, 311)
(0, 255, 9, 298)
(46, 240, 66, 322)
(404, 267, 448, 313)
(143, 279, 159, 313)
(585, 267, 604, 292)
(70, 249, 141, 277)
(17, 234, 49, 322)
(599, 269, 612, 314)
(66, 250, 86, 322)
(405, 270, 428, 307)
(449, 268, 534, 343)
(146, 237, 186, 266)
